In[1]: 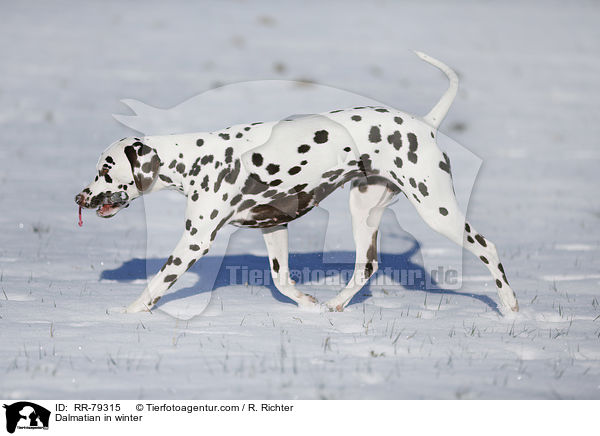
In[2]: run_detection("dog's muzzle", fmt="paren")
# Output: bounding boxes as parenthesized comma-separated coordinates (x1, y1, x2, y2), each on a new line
(75, 191, 129, 218)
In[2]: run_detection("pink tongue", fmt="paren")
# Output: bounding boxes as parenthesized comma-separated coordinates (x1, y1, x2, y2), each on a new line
(78, 206, 83, 227)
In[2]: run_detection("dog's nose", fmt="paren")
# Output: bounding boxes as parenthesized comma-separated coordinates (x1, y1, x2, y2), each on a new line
(75, 193, 85, 206)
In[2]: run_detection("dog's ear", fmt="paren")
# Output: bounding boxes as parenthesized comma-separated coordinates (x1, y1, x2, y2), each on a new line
(124, 141, 161, 192)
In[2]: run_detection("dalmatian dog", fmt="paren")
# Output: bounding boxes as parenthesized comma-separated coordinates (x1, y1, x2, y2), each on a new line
(75, 51, 519, 314)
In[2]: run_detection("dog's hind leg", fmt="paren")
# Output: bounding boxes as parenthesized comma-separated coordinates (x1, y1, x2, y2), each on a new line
(461, 220, 519, 312)
(325, 180, 396, 311)
(262, 225, 318, 308)
(406, 178, 519, 312)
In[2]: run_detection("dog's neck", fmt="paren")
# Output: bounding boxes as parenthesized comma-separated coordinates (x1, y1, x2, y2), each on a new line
(144, 135, 212, 197)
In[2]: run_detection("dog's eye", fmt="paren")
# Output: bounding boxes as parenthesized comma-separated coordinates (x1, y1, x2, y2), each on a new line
(99, 168, 109, 176)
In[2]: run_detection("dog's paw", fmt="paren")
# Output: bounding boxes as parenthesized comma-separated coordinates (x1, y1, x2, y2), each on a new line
(324, 299, 345, 312)
(125, 300, 152, 313)
(297, 293, 319, 310)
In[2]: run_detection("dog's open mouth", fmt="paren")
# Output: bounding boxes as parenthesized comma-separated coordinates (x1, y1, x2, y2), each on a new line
(96, 191, 129, 218)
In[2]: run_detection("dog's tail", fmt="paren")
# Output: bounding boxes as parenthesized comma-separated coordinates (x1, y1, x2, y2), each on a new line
(413, 51, 458, 129)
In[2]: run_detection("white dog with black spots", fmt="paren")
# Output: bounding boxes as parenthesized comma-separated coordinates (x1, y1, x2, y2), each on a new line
(75, 52, 519, 314)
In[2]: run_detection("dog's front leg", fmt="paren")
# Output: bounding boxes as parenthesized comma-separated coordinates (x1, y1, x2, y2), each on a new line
(125, 203, 231, 313)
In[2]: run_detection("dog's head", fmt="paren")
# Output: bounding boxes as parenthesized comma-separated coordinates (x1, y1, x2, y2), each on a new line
(75, 138, 161, 218)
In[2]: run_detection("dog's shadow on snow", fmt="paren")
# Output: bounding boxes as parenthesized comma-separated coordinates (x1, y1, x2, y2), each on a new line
(100, 240, 500, 314)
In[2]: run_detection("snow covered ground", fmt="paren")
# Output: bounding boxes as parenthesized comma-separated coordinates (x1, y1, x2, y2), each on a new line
(1, 0, 599, 399)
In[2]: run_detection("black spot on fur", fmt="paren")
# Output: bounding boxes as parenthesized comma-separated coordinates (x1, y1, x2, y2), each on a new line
(407, 133, 418, 164)
(189, 244, 200, 251)
(272, 258, 280, 273)
(467, 235, 475, 243)
(201, 175, 210, 191)
(465, 222, 471, 233)
(290, 183, 308, 193)
(475, 234, 487, 247)
(196, 138, 204, 146)
(368, 126, 381, 143)
(439, 152, 451, 174)
(322, 169, 343, 181)
(164, 274, 177, 282)
(480, 256, 489, 264)
(288, 166, 301, 175)
(219, 133, 230, 140)
(133, 141, 152, 156)
(351, 115, 361, 122)
(298, 144, 310, 153)
(387, 131, 402, 150)
(394, 116, 403, 124)
(159, 174, 173, 184)
(241, 173, 269, 195)
(389, 170, 404, 187)
(439, 207, 448, 216)
(201, 155, 214, 165)
(252, 153, 263, 166)
(365, 262, 374, 278)
(409, 178, 417, 188)
(418, 182, 429, 197)
(230, 194, 243, 206)
(224, 147, 234, 164)
(344, 146, 351, 152)
(266, 163, 280, 175)
(224, 159, 241, 185)
(210, 212, 233, 242)
(394, 157, 403, 168)
(365, 231, 378, 278)
(375, 108, 389, 113)
(238, 199, 257, 212)
(496, 279, 503, 288)
(355, 154, 378, 177)
(314, 130, 328, 144)
(210, 209, 219, 219)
